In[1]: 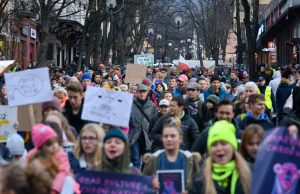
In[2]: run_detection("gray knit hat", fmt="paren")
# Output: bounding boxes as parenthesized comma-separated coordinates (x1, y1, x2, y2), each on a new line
(237, 85, 245, 97)
(207, 94, 220, 105)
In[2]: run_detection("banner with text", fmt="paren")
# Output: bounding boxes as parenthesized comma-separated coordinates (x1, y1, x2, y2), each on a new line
(251, 127, 300, 194)
(75, 170, 153, 194)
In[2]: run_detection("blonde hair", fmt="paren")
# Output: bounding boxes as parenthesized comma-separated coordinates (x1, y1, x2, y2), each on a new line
(53, 87, 67, 96)
(47, 112, 76, 143)
(73, 123, 105, 166)
(203, 152, 252, 194)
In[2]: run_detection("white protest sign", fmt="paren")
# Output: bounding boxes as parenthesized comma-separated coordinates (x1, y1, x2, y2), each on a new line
(0, 60, 15, 75)
(5, 67, 52, 106)
(82, 86, 134, 127)
(0, 106, 17, 142)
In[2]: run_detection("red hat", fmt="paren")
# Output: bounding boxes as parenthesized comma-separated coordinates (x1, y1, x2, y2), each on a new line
(178, 74, 188, 82)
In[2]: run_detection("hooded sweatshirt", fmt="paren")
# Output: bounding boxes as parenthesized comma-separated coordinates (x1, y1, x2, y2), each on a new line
(241, 112, 274, 131)
(269, 71, 281, 100)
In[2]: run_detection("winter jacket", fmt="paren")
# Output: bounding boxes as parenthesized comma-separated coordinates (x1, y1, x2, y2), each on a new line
(191, 119, 243, 156)
(68, 153, 88, 171)
(276, 84, 292, 114)
(203, 87, 230, 103)
(143, 150, 200, 190)
(269, 71, 281, 99)
(129, 99, 157, 151)
(0, 95, 7, 105)
(150, 111, 199, 152)
(184, 98, 211, 133)
(148, 112, 164, 136)
(97, 130, 141, 175)
(239, 112, 274, 131)
(62, 99, 89, 134)
(279, 112, 300, 129)
(148, 90, 159, 107)
(172, 87, 181, 97)
(189, 169, 245, 194)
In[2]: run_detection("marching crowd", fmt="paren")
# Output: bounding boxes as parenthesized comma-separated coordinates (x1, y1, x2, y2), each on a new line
(0, 61, 300, 194)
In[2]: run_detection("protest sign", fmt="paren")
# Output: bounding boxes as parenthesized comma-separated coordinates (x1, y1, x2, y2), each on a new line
(125, 63, 147, 84)
(18, 103, 42, 131)
(0, 60, 15, 75)
(82, 86, 134, 127)
(156, 170, 185, 194)
(251, 127, 300, 194)
(75, 170, 153, 194)
(0, 106, 17, 142)
(5, 67, 52, 106)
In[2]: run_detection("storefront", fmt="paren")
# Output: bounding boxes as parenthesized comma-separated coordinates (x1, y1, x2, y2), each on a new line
(258, 0, 300, 66)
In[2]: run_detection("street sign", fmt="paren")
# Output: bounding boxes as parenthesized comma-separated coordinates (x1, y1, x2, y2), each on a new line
(134, 54, 154, 66)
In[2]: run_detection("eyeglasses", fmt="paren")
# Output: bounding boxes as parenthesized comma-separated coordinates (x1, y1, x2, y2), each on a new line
(81, 136, 97, 142)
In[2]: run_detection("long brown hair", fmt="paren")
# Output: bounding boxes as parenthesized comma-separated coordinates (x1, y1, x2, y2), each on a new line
(239, 124, 264, 159)
(47, 112, 76, 142)
(203, 152, 252, 194)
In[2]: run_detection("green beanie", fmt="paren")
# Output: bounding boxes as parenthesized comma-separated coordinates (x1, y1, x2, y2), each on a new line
(207, 120, 238, 151)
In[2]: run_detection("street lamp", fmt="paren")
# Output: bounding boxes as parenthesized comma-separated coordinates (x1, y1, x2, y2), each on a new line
(170, 12, 187, 30)
(199, 44, 204, 68)
(148, 28, 154, 36)
(106, 0, 125, 14)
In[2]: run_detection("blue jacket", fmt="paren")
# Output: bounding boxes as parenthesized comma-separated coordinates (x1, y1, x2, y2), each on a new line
(173, 88, 181, 97)
(68, 152, 87, 171)
(203, 87, 230, 103)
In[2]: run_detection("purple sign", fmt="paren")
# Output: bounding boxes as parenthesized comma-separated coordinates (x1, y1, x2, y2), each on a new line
(75, 170, 154, 194)
(156, 170, 184, 194)
(251, 127, 300, 194)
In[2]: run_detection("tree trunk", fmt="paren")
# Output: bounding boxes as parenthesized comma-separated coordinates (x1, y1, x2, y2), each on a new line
(37, 27, 50, 67)
(77, 9, 90, 71)
(235, 0, 243, 64)
(94, 24, 102, 66)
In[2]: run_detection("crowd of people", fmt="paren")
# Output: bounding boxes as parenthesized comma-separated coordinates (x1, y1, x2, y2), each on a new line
(0, 61, 300, 194)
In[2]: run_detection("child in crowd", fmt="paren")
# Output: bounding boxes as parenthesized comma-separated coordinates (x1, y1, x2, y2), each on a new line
(26, 123, 80, 194)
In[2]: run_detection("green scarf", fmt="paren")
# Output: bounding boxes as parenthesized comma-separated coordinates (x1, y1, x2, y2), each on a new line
(212, 161, 239, 194)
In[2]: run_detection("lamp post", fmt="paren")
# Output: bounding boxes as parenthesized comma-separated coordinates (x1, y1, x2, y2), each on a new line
(106, 0, 125, 14)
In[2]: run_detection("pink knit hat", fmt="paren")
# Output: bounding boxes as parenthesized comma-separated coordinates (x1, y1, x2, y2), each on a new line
(32, 123, 57, 149)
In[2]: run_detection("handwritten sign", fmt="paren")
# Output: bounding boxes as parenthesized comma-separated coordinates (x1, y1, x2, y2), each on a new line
(18, 103, 42, 131)
(5, 67, 52, 106)
(156, 170, 185, 194)
(0, 60, 14, 76)
(75, 170, 153, 194)
(0, 106, 17, 142)
(251, 127, 300, 194)
(82, 86, 133, 127)
(125, 63, 147, 84)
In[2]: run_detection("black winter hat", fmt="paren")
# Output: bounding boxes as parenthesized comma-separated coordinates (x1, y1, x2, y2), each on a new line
(210, 75, 221, 83)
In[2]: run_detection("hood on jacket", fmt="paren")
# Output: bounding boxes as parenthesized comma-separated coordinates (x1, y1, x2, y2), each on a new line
(245, 111, 268, 121)
(98, 130, 132, 174)
(272, 71, 281, 79)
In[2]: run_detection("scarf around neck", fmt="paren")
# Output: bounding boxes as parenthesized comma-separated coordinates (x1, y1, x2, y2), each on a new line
(212, 160, 239, 194)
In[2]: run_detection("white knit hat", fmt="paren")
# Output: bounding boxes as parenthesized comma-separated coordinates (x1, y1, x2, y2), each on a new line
(237, 85, 245, 97)
(6, 133, 25, 156)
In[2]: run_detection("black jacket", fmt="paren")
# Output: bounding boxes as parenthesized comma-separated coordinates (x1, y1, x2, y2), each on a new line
(148, 112, 164, 136)
(191, 119, 243, 155)
(279, 112, 300, 129)
(63, 99, 89, 134)
(189, 169, 245, 194)
(150, 111, 199, 152)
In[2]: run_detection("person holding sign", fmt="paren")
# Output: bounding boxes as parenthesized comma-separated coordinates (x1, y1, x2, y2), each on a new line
(189, 120, 252, 194)
(143, 118, 200, 192)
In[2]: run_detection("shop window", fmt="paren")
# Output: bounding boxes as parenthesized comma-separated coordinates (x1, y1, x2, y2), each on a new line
(294, 22, 297, 38)
(46, 43, 53, 60)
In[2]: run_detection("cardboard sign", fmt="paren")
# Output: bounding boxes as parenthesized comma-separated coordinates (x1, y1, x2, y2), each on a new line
(251, 127, 300, 194)
(157, 170, 185, 193)
(0, 60, 14, 76)
(82, 86, 134, 127)
(0, 106, 17, 142)
(125, 63, 147, 84)
(5, 67, 52, 106)
(75, 170, 153, 194)
(18, 103, 42, 131)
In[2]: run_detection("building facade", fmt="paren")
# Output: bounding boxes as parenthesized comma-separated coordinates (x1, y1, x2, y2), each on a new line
(258, 0, 300, 66)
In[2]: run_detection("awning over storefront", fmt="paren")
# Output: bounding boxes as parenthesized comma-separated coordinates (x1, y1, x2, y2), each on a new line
(51, 19, 83, 46)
